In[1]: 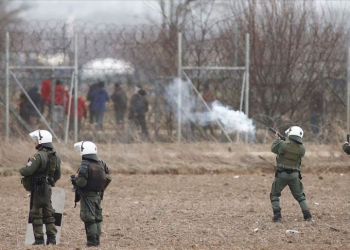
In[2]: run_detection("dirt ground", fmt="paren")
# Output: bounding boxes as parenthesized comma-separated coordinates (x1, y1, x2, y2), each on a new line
(1, 172, 350, 250)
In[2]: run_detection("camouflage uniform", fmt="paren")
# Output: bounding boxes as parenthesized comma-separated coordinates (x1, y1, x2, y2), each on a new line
(270, 138, 311, 220)
(75, 154, 109, 247)
(20, 146, 61, 244)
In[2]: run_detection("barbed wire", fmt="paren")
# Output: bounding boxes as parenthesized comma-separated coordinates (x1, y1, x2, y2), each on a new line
(0, 18, 348, 142)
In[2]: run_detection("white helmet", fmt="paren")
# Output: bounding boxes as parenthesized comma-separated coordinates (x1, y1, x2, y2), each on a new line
(285, 126, 303, 143)
(74, 141, 97, 155)
(29, 130, 53, 144)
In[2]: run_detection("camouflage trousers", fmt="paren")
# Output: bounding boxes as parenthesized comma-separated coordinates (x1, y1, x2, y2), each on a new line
(270, 171, 310, 213)
(80, 194, 103, 240)
(30, 189, 57, 238)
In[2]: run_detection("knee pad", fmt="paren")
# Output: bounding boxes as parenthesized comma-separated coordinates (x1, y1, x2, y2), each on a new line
(270, 194, 280, 202)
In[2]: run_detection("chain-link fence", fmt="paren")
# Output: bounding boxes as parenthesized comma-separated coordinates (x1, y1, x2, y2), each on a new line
(0, 18, 348, 143)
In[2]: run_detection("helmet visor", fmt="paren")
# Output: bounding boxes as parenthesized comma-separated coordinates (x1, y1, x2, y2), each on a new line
(29, 130, 41, 142)
(74, 142, 83, 152)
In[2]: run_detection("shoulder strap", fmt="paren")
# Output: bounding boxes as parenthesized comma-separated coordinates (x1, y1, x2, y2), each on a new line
(100, 159, 109, 174)
(36, 151, 48, 174)
(78, 160, 90, 177)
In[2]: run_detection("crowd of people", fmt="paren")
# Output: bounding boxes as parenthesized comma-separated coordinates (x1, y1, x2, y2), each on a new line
(18, 79, 150, 139)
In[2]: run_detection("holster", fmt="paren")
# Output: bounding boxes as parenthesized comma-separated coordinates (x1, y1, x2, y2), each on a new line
(34, 176, 47, 196)
(33, 176, 50, 207)
(104, 174, 112, 190)
(47, 177, 55, 187)
(74, 190, 81, 208)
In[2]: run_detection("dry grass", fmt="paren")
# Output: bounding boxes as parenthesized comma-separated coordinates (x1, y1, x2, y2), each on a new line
(1, 141, 350, 176)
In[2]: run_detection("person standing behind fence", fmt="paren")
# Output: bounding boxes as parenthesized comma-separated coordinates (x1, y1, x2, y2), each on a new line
(41, 79, 51, 114)
(111, 83, 127, 127)
(25, 86, 44, 126)
(87, 83, 99, 125)
(201, 82, 215, 137)
(66, 89, 88, 132)
(129, 85, 149, 139)
(88, 81, 110, 130)
(47, 80, 69, 125)
(19, 93, 29, 123)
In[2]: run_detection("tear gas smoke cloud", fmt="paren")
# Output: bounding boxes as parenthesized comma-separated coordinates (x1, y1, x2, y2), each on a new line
(165, 78, 255, 134)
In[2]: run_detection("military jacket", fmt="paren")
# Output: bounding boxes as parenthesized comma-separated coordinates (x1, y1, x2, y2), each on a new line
(271, 139, 305, 171)
(20, 147, 61, 183)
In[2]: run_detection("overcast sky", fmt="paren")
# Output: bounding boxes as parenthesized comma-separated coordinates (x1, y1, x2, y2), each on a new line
(10, 0, 350, 25)
(13, 0, 162, 25)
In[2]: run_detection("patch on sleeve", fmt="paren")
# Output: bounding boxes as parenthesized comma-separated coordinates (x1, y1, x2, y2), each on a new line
(26, 161, 33, 167)
(31, 156, 36, 161)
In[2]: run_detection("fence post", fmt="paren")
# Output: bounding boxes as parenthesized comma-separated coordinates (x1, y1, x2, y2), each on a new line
(5, 32, 10, 139)
(177, 32, 182, 142)
(347, 46, 350, 132)
(74, 33, 79, 142)
(245, 33, 250, 143)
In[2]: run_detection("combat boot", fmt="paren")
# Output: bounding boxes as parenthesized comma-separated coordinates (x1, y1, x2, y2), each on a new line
(33, 237, 44, 245)
(272, 211, 282, 222)
(96, 235, 100, 246)
(87, 236, 98, 247)
(303, 210, 312, 222)
(46, 234, 56, 245)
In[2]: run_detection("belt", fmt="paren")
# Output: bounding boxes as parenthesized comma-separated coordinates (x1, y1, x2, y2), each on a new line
(83, 191, 102, 195)
(277, 169, 298, 174)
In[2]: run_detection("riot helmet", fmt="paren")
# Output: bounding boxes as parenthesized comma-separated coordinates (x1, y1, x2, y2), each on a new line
(285, 126, 304, 144)
(29, 130, 54, 148)
(74, 141, 97, 155)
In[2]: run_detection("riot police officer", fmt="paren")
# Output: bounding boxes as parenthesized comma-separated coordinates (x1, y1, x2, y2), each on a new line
(19, 130, 61, 245)
(270, 126, 312, 222)
(72, 141, 111, 247)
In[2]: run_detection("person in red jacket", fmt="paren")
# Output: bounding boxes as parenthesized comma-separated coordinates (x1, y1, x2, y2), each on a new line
(51, 80, 69, 106)
(46, 80, 69, 126)
(41, 79, 51, 113)
(66, 89, 87, 132)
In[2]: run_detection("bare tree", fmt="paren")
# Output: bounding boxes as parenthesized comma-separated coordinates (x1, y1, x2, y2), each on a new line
(220, 0, 347, 128)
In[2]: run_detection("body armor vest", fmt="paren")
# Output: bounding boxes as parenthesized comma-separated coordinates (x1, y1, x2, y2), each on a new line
(278, 141, 303, 170)
(84, 161, 107, 192)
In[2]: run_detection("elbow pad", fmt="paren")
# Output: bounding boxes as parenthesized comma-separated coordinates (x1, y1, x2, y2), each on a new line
(78, 160, 90, 177)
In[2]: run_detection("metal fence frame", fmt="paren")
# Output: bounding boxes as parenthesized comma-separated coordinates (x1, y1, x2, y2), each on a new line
(5, 32, 79, 142)
(177, 32, 250, 142)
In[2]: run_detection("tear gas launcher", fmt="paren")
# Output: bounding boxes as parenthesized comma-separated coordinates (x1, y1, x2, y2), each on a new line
(269, 127, 286, 141)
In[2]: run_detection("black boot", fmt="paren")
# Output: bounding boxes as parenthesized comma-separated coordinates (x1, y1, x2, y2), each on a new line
(303, 210, 312, 221)
(87, 236, 98, 247)
(97, 235, 100, 246)
(33, 237, 45, 245)
(272, 211, 282, 222)
(46, 234, 56, 245)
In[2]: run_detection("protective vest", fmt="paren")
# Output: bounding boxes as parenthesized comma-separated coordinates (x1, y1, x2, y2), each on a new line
(277, 141, 303, 170)
(84, 161, 107, 192)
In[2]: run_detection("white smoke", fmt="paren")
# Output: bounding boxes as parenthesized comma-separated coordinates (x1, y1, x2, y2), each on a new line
(165, 78, 197, 123)
(165, 78, 255, 135)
